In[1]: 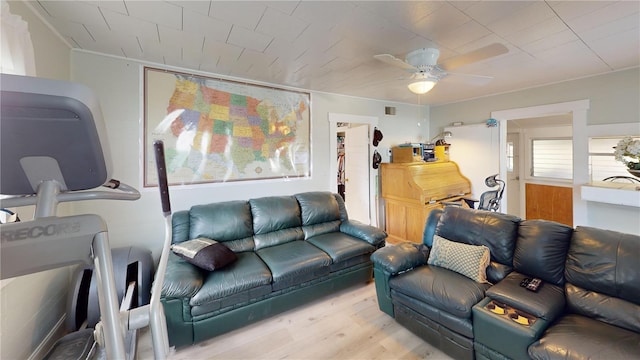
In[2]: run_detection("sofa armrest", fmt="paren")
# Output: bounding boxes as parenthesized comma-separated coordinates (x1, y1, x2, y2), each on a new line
(340, 219, 387, 246)
(371, 243, 429, 316)
(486, 272, 565, 322)
(162, 253, 204, 299)
(370, 242, 428, 275)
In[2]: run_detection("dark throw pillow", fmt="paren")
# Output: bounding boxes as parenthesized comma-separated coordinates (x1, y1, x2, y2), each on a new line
(171, 238, 237, 271)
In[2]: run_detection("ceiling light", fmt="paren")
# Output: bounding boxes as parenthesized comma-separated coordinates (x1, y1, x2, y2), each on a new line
(408, 80, 436, 94)
(408, 73, 438, 94)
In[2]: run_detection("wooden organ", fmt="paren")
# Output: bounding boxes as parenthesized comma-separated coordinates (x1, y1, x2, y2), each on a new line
(380, 161, 472, 244)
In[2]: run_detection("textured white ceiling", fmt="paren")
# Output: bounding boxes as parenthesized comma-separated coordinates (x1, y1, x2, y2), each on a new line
(27, 1, 640, 105)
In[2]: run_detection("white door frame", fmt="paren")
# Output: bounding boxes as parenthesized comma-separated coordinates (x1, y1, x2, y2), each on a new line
(505, 132, 522, 217)
(328, 113, 379, 226)
(491, 99, 590, 226)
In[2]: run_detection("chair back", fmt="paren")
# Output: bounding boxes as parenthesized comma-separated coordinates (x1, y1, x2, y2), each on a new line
(478, 190, 500, 211)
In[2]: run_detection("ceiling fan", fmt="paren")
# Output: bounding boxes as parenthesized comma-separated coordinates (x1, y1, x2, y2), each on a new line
(373, 43, 508, 94)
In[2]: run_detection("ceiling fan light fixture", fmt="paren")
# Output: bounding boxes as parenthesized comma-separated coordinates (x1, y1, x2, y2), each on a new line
(406, 48, 440, 67)
(408, 80, 436, 94)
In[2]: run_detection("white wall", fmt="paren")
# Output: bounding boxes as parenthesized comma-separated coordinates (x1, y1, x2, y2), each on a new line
(314, 92, 428, 164)
(430, 69, 639, 129)
(444, 123, 500, 199)
(430, 68, 640, 234)
(69, 51, 428, 259)
(1, 2, 72, 359)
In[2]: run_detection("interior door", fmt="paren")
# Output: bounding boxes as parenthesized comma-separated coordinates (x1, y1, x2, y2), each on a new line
(445, 124, 500, 203)
(506, 133, 521, 216)
(344, 124, 370, 224)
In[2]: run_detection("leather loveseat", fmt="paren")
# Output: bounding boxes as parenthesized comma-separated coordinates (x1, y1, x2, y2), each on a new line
(161, 191, 386, 347)
(371, 206, 639, 360)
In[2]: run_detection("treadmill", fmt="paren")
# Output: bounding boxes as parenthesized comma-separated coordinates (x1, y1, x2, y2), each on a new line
(0, 73, 171, 360)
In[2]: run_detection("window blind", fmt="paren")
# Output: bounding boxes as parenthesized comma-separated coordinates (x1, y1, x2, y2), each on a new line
(532, 139, 573, 180)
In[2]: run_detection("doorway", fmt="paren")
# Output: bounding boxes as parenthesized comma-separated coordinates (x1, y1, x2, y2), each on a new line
(328, 113, 379, 226)
(492, 100, 590, 226)
(506, 115, 573, 223)
(338, 124, 370, 224)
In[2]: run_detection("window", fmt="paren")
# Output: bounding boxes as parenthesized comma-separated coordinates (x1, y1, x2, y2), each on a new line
(1, 2, 36, 76)
(531, 138, 573, 180)
(589, 137, 638, 181)
(506, 141, 514, 172)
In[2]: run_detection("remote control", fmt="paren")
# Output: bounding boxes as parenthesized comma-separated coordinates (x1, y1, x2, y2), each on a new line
(526, 278, 543, 292)
(520, 278, 531, 288)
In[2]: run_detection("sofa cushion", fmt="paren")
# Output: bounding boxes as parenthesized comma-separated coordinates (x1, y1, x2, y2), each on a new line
(392, 293, 475, 339)
(528, 314, 640, 360)
(422, 208, 443, 247)
(162, 253, 204, 299)
(389, 265, 491, 319)
(256, 241, 332, 291)
(250, 195, 301, 234)
(171, 238, 237, 271)
(189, 201, 255, 251)
(565, 283, 640, 333)
(565, 226, 640, 306)
(190, 252, 272, 307)
(171, 210, 191, 244)
(514, 220, 573, 286)
(302, 220, 341, 239)
(295, 192, 341, 226)
(332, 193, 349, 222)
(435, 206, 520, 284)
(427, 235, 490, 283)
(253, 228, 304, 251)
(250, 195, 303, 250)
(307, 232, 375, 263)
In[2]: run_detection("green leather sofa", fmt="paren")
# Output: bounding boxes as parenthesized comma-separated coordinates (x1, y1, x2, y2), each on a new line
(371, 206, 639, 360)
(161, 191, 386, 347)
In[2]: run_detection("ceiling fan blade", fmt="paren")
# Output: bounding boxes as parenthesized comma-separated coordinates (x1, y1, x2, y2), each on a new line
(439, 43, 508, 71)
(373, 54, 417, 71)
(358, 76, 408, 89)
(441, 72, 494, 86)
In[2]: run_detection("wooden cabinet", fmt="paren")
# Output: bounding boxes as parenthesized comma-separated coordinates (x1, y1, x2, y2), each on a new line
(384, 199, 443, 244)
(525, 183, 573, 227)
(380, 162, 471, 244)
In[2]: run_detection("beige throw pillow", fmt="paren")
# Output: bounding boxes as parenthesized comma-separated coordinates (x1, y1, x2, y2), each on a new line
(427, 234, 490, 283)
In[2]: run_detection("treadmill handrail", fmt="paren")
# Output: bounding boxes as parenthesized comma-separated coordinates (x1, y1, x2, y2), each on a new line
(0, 181, 140, 208)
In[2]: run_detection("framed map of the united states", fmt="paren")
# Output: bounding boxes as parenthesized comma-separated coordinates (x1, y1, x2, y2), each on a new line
(143, 67, 311, 187)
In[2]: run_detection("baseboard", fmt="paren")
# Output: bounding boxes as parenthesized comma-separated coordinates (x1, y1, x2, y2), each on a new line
(29, 315, 67, 360)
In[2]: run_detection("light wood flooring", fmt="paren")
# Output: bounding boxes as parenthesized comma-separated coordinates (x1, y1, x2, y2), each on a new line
(137, 282, 453, 360)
